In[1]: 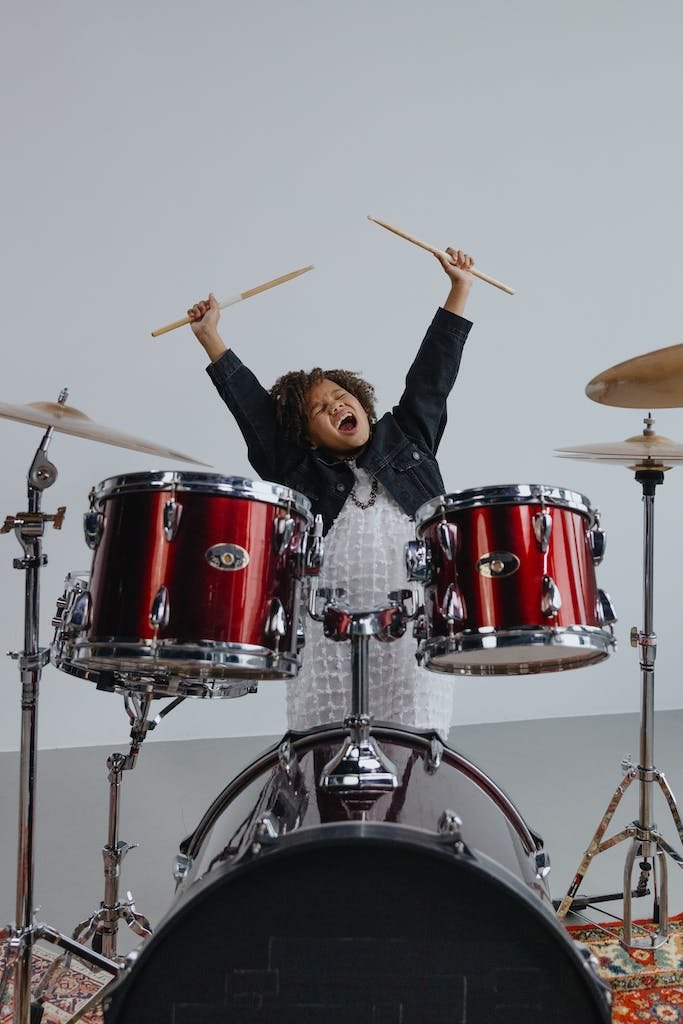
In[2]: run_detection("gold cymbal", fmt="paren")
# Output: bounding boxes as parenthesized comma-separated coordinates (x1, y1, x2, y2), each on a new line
(556, 420, 683, 468)
(0, 399, 209, 465)
(586, 344, 683, 408)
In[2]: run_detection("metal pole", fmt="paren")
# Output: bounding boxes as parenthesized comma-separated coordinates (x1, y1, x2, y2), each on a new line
(351, 634, 370, 720)
(13, 448, 49, 1024)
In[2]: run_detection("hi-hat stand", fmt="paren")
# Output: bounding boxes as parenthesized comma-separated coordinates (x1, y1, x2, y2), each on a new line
(0, 394, 120, 1023)
(556, 463, 683, 948)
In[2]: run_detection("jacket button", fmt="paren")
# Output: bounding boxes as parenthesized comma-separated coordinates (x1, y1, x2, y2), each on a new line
(336, 482, 346, 492)
(412, 451, 421, 461)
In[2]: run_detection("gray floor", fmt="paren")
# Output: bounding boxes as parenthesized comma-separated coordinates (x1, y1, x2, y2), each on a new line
(2, 710, 683, 956)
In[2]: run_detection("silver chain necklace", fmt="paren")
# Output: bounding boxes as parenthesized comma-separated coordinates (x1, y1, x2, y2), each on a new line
(349, 476, 378, 510)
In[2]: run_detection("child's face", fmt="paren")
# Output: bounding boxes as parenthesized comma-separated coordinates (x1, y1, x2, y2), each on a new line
(305, 378, 371, 455)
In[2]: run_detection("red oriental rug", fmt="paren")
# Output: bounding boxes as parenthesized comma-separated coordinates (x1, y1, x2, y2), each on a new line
(567, 911, 683, 1022)
(2, 919, 683, 1022)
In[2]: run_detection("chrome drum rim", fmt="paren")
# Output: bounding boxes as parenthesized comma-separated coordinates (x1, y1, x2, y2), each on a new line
(416, 483, 597, 533)
(92, 471, 312, 525)
(421, 625, 615, 676)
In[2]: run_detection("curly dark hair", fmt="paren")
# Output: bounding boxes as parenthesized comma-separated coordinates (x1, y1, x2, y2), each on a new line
(269, 367, 377, 448)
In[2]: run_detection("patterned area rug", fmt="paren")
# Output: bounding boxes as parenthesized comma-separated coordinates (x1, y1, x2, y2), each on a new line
(2, 920, 683, 1022)
(567, 912, 683, 1022)
(0, 944, 108, 1023)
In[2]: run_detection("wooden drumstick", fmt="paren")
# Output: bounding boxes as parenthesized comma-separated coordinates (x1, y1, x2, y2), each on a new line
(367, 216, 515, 295)
(151, 264, 315, 337)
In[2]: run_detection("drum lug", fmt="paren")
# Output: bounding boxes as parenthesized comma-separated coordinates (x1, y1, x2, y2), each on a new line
(405, 539, 431, 583)
(150, 586, 170, 629)
(264, 598, 288, 650)
(437, 520, 458, 561)
(541, 575, 562, 617)
(412, 609, 429, 642)
(295, 616, 306, 651)
(442, 582, 466, 628)
(163, 499, 183, 542)
(437, 810, 466, 854)
(69, 589, 91, 632)
(534, 849, 552, 880)
(589, 528, 607, 565)
(425, 737, 443, 775)
(172, 851, 192, 885)
(251, 812, 280, 854)
(302, 515, 325, 576)
(596, 588, 617, 626)
(273, 513, 296, 556)
(532, 511, 553, 553)
(278, 738, 299, 778)
(83, 511, 103, 550)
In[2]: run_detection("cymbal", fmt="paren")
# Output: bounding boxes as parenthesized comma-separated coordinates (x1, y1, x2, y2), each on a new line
(586, 343, 683, 408)
(0, 399, 209, 465)
(556, 422, 683, 468)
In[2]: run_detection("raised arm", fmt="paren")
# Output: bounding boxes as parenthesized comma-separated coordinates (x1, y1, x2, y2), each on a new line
(394, 250, 474, 453)
(188, 294, 293, 480)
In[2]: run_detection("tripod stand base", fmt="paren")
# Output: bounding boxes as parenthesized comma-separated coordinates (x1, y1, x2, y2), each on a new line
(556, 760, 683, 950)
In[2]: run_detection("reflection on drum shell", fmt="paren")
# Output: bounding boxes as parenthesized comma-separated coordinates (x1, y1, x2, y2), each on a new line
(103, 725, 611, 1024)
(89, 490, 302, 649)
(177, 725, 544, 899)
(414, 485, 615, 674)
(423, 502, 600, 631)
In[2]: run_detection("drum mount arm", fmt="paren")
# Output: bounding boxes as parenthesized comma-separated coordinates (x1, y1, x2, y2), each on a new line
(308, 594, 415, 796)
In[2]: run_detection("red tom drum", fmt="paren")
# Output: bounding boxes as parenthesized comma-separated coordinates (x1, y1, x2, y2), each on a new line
(51, 472, 313, 697)
(412, 484, 616, 675)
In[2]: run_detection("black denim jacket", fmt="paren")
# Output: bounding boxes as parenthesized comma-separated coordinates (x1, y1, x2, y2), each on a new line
(206, 307, 472, 534)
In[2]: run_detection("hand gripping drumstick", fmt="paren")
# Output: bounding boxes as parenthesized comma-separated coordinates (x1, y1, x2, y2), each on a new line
(367, 216, 515, 295)
(150, 264, 315, 337)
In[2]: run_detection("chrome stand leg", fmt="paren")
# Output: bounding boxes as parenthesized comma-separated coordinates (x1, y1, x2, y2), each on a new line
(45, 694, 182, 976)
(557, 463, 683, 950)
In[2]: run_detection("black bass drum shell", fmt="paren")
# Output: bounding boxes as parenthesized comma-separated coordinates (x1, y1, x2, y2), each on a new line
(104, 726, 610, 1023)
(104, 826, 609, 1023)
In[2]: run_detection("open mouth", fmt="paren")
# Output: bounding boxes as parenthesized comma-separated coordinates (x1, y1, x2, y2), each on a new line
(336, 412, 357, 434)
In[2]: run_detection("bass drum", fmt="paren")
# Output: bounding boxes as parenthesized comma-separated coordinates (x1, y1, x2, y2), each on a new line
(104, 725, 610, 1024)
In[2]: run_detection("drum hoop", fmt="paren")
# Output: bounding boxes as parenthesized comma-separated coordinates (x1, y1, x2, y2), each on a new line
(179, 723, 539, 862)
(50, 654, 256, 698)
(421, 626, 614, 674)
(91, 472, 312, 525)
(415, 484, 596, 533)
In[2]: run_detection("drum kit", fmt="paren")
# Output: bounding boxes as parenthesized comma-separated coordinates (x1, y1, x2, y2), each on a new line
(0, 339, 681, 1023)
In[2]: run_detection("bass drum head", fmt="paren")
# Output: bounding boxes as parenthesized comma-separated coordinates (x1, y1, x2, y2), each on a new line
(105, 825, 610, 1024)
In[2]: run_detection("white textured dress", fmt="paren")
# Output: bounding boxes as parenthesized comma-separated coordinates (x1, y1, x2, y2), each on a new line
(286, 462, 455, 738)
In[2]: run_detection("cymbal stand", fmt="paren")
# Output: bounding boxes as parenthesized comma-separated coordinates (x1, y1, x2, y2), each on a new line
(0, 393, 119, 1024)
(309, 588, 416, 793)
(557, 464, 683, 949)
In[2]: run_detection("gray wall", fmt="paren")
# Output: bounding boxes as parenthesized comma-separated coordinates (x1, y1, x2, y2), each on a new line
(1, 0, 682, 751)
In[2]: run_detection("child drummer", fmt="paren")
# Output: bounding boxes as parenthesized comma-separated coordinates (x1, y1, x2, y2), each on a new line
(189, 249, 474, 739)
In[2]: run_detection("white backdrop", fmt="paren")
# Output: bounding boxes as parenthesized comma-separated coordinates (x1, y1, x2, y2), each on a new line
(1, 0, 681, 750)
